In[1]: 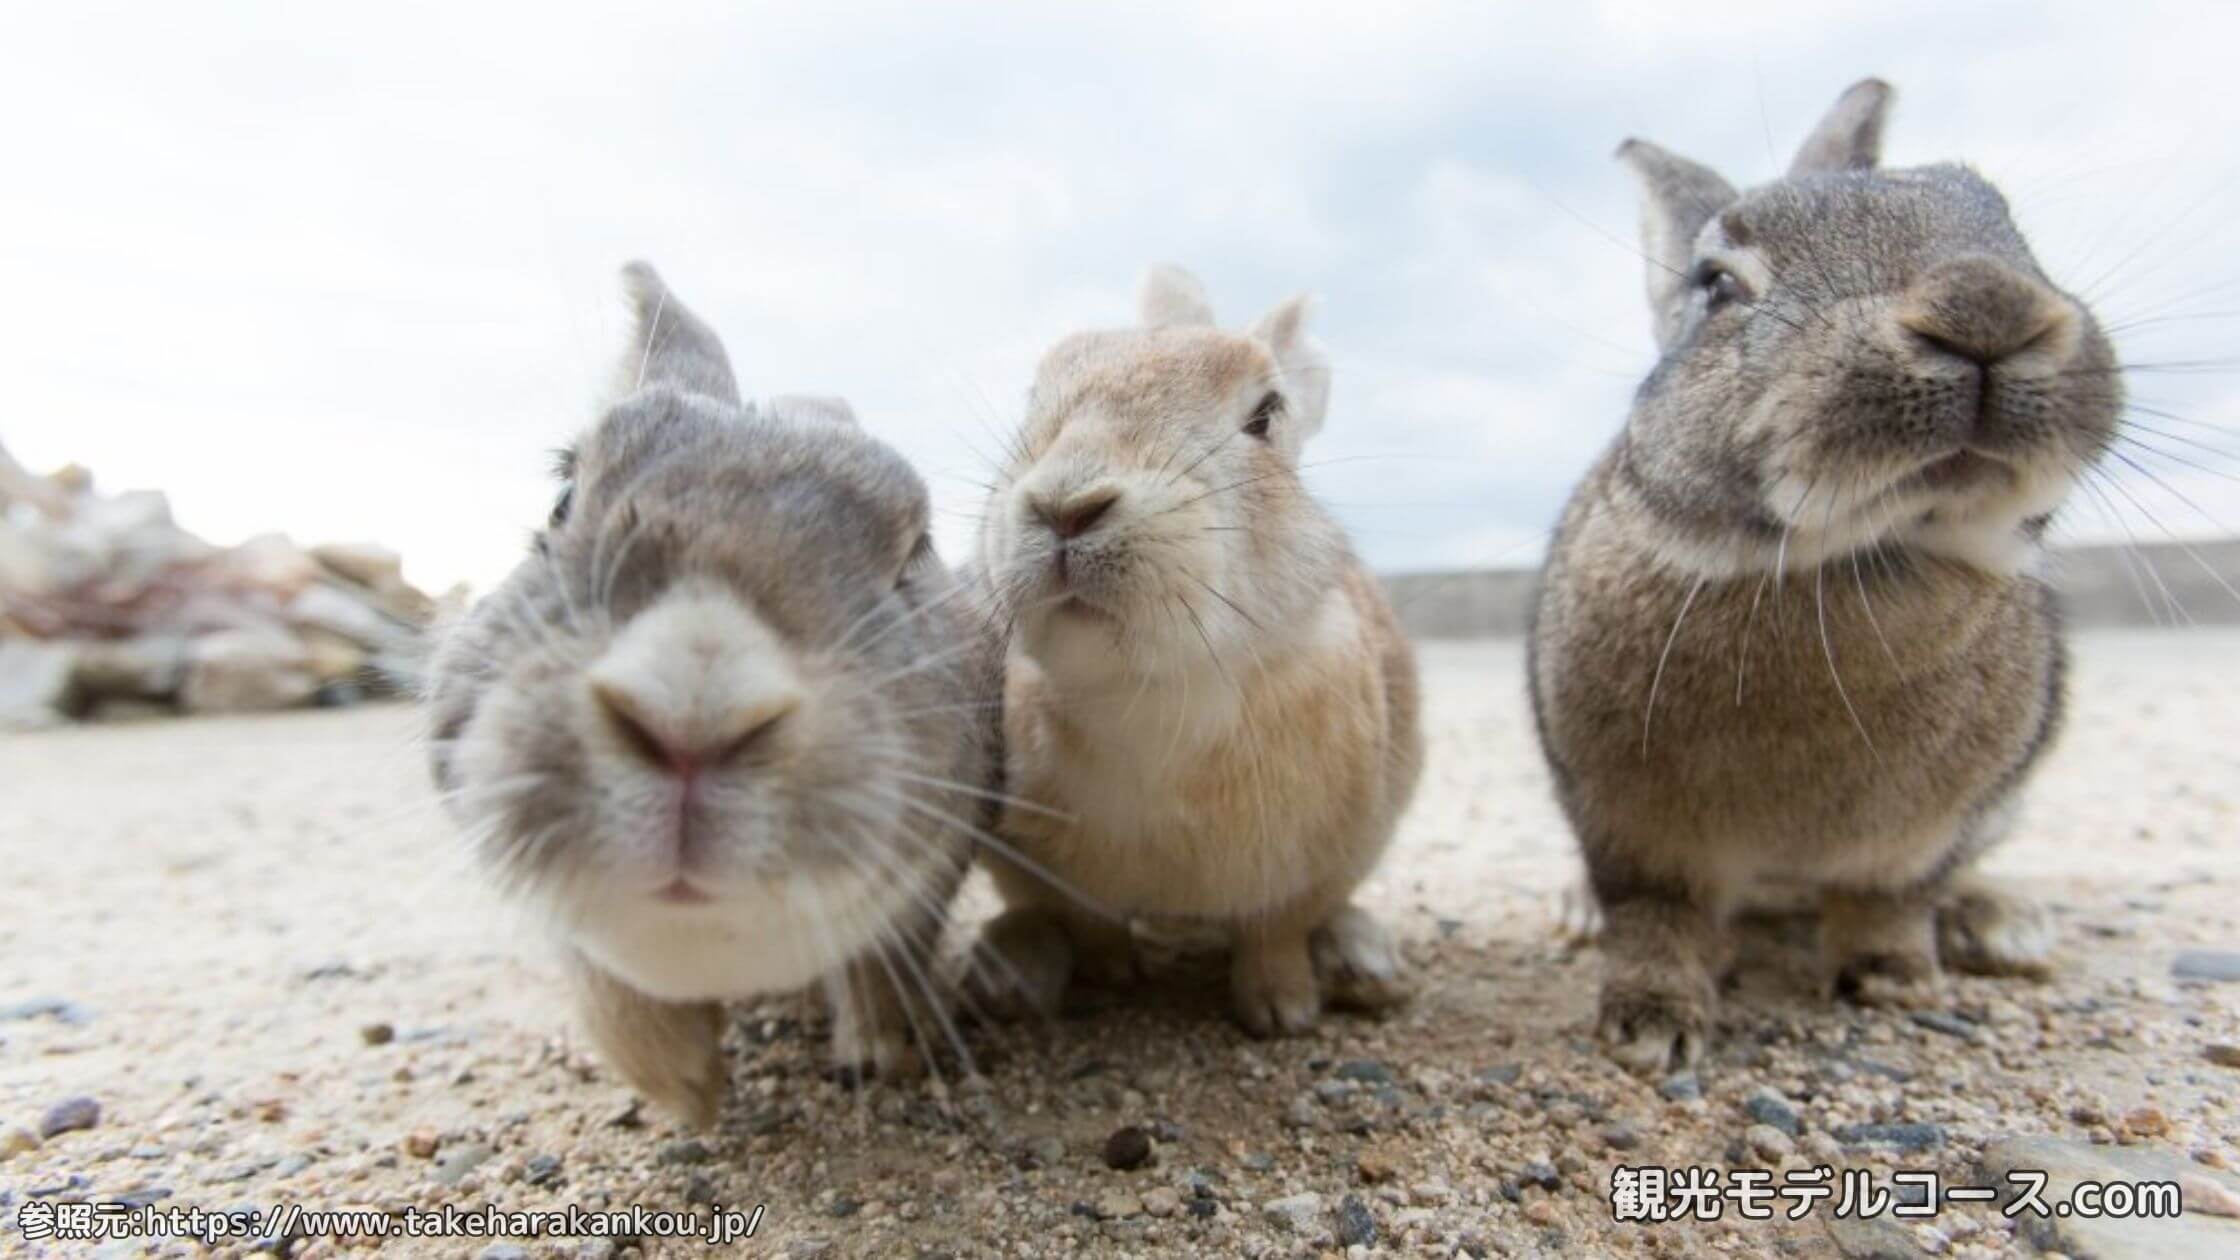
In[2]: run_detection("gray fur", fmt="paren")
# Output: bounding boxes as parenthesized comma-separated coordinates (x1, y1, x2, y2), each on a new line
(1531, 80, 2120, 1074)
(426, 263, 998, 1119)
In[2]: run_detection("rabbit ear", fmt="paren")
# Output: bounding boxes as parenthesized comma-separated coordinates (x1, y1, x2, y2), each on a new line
(616, 261, 742, 405)
(766, 394, 859, 429)
(1617, 139, 1737, 349)
(1139, 264, 1216, 328)
(1251, 294, 1331, 439)
(1788, 78, 1892, 177)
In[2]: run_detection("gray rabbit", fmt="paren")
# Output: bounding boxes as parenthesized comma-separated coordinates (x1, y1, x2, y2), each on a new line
(425, 264, 997, 1125)
(1531, 81, 2118, 1073)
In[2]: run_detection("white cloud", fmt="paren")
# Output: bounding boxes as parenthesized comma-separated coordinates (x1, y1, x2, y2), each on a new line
(3, 1, 2234, 593)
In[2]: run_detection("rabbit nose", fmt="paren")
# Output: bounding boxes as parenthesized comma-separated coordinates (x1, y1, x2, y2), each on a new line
(586, 583, 805, 776)
(591, 675, 798, 775)
(1031, 486, 1123, 540)
(1897, 256, 2070, 367)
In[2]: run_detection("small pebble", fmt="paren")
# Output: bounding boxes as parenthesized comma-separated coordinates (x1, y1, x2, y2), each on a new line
(38, 1096, 100, 1138)
(1657, 1074, 1701, 1102)
(1094, 1191, 1141, 1220)
(359, 1023, 394, 1046)
(1, 1126, 40, 1159)
(684, 1174, 716, 1204)
(432, 1142, 493, 1186)
(1356, 1149, 1399, 1184)
(1835, 1122, 1946, 1152)
(1262, 1191, 1323, 1233)
(402, 1131, 439, 1159)
(656, 1138, 711, 1166)
(1743, 1094, 1801, 1137)
(1523, 1199, 1560, 1227)
(1518, 1160, 1561, 1191)
(1910, 1010, 1976, 1039)
(2205, 1043, 2240, 1068)
(477, 1246, 530, 1260)
(1334, 1060, 1394, 1084)
(1744, 1123, 1795, 1162)
(2172, 950, 2240, 982)
(0, 997, 95, 1025)
(1141, 1186, 1180, 1218)
(524, 1154, 562, 1186)
(1102, 1125, 1152, 1171)
(1335, 1194, 1377, 1246)
(2123, 1106, 2170, 1138)
(1601, 1121, 1642, 1151)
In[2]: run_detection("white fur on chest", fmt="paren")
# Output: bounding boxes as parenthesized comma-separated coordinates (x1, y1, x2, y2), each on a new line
(568, 869, 899, 1002)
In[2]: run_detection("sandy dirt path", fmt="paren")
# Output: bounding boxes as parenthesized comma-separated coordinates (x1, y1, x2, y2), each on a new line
(2, 632, 2236, 1258)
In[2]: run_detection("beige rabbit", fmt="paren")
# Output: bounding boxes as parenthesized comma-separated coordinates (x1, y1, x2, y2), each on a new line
(1530, 80, 2116, 1074)
(966, 266, 1422, 1037)
(425, 264, 997, 1125)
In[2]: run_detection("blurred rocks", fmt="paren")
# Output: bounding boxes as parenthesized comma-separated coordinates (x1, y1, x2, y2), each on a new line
(0, 453, 452, 728)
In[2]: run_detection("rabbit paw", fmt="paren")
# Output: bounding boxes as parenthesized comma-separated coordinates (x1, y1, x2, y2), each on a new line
(1232, 934, 1322, 1037)
(1310, 904, 1411, 1011)
(1938, 884, 2054, 979)
(1598, 974, 1712, 1075)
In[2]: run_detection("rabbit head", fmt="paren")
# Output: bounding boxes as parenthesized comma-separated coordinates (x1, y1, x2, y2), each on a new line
(1614, 78, 2119, 579)
(426, 263, 980, 1005)
(978, 265, 1348, 684)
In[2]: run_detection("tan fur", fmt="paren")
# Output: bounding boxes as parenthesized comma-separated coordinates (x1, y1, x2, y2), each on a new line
(970, 267, 1421, 1035)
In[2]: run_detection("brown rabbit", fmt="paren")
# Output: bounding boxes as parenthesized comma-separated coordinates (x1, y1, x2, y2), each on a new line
(967, 266, 1423, 1037)
(1530, 80, 2118, 1074)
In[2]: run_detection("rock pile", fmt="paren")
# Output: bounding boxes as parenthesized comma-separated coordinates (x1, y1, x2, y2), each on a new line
(0, 440, 450, 729)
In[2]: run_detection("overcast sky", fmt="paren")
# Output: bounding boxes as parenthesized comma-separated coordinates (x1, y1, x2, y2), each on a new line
(7, 1, 2236, 594)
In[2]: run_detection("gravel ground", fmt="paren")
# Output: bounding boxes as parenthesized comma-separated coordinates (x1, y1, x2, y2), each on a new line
(2, 631, 2237, 1259)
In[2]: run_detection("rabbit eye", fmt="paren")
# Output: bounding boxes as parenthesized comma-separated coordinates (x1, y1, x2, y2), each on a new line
(1243, 392, 1283, 439)
(895, 532, 934, 590)
(1695, 263, 1749, 311)
(548, 484, 575, 528)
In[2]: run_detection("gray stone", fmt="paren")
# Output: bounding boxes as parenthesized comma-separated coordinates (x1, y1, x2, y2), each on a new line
(431, 1142, 493, 1186)
(0, 641, 79, 729)
(1977, 1135, 2240, 1259)
(656, 1138, 712, 1166)
(1657, 1073, 1701, 1102)
(1333, 1060, 1394, 1085)
(1908, 1010, 1977, 1039)
(71, 636, 186, 701)
(1473, 1063, 1522, 1087)
(1835, 1122, 1945, 1152)
(2172, 951, 2240, 982)
(180, 627, 317, 713)
(1335, 1194, 1377, 1247)
(476, 1246, 531, 1260)
(38, 1095, 100, 1138)
(1743, 1094, 1801, 1136)
(0, 997, 96, 1025)
(1824, 1214, 1931, 1259)
(1261, 1191, 1324, 1234)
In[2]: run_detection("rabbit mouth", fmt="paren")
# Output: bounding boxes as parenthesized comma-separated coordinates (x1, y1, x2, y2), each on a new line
(1918, 449, 2007, 489)
(652, 876, 714, 905)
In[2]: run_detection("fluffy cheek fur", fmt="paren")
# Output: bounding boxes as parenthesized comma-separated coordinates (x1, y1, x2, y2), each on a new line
(1672, 298, 2107, 578)
(443, 629, 950, 1002)
(994, 472, 1241, 679)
